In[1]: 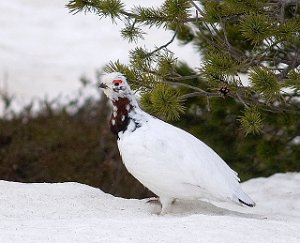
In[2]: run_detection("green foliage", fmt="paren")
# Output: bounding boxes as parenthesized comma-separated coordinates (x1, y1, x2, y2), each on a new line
(205, 51, 237, 74)
(67, 0, 124, 20)
(132, 6, 166, 28)
(240, 14, 272, 45)
(168, 22, 194, 43)
(286, 70, 300, 90)
(202, 0, 267, 22)
(66, 0, 90, 14)
(202, 50, 239, 84)
(129, 47, 152, 71)
(239, 106, 263, 135)
(140, 84, 185, 121)
(66, 0, 300, 134)
(249, 67, 280, 102)
(223, 0, 266, 15)
(95, 0, 124, 20)
(121, 20, 145, 43)
(161, 0, 191, 24)
(202, 0, 224, 23)
(276, 18, 300, 40)
(156, 51, 177, 77)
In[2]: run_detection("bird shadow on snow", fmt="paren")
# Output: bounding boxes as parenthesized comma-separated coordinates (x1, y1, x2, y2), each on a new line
(145, 198, 265, 220)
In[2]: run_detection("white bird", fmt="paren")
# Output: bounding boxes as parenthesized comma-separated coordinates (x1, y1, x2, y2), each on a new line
(99, 72, 255, 215)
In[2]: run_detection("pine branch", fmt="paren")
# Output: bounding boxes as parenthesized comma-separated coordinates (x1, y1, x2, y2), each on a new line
(165, 77, 300, 114)
(235, 92, 250, 108)
(279, 50, 300, 79)
(189, 0, 204, 16)
(229, 92, 300, 114)
(185, 17, 204, 22)
(163, 80, 209, 93)
(67, 0, 300, 118)
(119, 10, 135, 18)
(169, 74, 203, 81)
(146, 32, 177, 57)
(180, 91, 220, 99)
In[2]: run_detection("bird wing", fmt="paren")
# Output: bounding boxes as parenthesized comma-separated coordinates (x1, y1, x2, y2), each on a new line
(118, 115, 250, 203)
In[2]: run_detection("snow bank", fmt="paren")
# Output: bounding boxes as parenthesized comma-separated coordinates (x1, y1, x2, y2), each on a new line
(1, 173, 300, 242)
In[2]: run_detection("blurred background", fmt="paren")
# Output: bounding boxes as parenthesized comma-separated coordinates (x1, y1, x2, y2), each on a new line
(0, 0, 299, 199)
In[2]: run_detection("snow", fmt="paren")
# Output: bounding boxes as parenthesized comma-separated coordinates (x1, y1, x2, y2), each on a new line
(1, 173, 300, 242)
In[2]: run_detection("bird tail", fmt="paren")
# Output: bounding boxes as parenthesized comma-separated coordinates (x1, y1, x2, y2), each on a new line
(238, 198, 255, 207)
(233, 189, 256, 207)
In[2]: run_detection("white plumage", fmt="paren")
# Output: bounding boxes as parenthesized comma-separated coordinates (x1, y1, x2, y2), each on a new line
(99, 72, 255, 214)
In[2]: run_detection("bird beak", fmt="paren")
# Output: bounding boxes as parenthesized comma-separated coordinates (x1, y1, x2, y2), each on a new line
(98, 83, 108, 89)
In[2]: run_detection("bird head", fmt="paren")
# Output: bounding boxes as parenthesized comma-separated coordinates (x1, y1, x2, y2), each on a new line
(99, 72, 132, 101)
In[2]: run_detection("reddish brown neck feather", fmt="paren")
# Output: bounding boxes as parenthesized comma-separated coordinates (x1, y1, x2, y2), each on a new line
(110, 97, 133, 136)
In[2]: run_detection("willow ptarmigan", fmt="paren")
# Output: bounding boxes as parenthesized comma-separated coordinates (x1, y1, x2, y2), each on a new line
(99, 72, 255, 215)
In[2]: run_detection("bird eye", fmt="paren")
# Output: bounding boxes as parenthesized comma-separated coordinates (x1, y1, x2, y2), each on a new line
(113, 79, 123, 86)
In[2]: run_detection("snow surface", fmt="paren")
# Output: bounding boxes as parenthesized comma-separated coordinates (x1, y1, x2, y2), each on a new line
(1, 173, 300, 242)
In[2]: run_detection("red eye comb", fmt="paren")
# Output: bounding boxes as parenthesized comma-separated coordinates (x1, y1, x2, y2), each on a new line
(113, 79, 123, 84)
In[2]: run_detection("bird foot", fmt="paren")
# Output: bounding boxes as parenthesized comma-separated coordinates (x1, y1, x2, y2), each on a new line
(146, 197, 177, 215)
(146, 197, 161, 205)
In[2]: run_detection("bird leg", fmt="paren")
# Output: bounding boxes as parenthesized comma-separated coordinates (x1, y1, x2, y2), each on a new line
(159, 197, 175, 215)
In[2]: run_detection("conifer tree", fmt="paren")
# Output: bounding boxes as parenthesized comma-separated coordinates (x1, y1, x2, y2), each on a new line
(66, 0, 300, 178)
